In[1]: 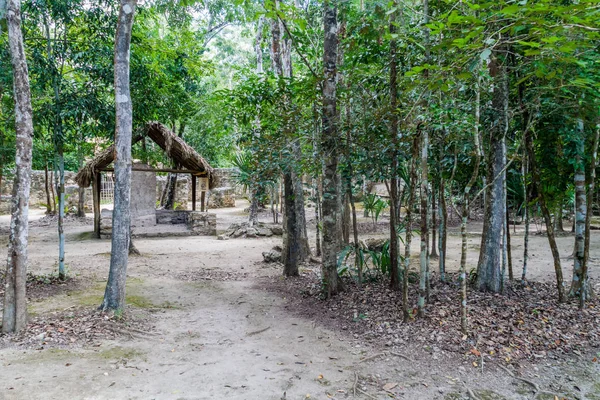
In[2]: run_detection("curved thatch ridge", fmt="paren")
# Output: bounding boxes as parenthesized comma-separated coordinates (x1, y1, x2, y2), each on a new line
(75, 122, 215, 188)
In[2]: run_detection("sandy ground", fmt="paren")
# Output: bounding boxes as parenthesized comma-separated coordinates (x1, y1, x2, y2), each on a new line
(0, 203, 599, 400)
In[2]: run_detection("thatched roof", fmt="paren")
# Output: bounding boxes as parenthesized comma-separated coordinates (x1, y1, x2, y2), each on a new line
(75, 121, 215, 188)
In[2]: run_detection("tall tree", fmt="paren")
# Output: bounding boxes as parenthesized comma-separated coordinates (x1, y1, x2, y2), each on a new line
(2, 0, 35, 333)
(476, 51, 508, 293)
(388, 0, 400, 292)
(100, 0, 137, 312)
(569, 119, 587, 297)
(320, 0, 341, 297)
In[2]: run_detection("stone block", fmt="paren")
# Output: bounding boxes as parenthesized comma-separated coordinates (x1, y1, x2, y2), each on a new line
(208, 187, 236, 208)
(187, 212, 216, 236)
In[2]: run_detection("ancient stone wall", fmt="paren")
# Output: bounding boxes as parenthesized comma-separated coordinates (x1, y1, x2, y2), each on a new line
(0, 170, 92, 214)
(0, 167, 238, 215)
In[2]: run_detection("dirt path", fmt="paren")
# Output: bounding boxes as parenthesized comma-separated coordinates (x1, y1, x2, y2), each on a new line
(1, 203, 599, 399)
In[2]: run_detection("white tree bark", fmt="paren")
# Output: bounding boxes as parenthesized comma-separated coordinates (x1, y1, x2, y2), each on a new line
(2, 0, 34, 333)
(321, 0, 341, 297)
(100, 0, 137, 311)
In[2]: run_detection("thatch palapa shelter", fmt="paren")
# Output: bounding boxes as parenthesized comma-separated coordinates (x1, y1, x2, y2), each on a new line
(75, 122, 216, 237)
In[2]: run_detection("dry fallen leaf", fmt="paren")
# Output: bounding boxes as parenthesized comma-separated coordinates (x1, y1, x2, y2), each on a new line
(470, 348, 481, 357)
(383, 382, 398, 391)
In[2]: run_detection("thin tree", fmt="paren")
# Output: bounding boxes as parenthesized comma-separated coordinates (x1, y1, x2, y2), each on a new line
(2, 0, 35, 333)
(388, 0, 401, 291)
(100, 0, 137, 312)
(458, 72, 482, 334)
(569, 119, 588, 297)
(403, 137, 419, 322)
(321, 0, 341, 297)
(248, 15, 264, 226)
(581, 121, 599, 308)
(418, 0, 430, 317)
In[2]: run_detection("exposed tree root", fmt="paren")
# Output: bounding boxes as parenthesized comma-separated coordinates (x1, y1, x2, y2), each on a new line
(246, 326, 270, 336)
(358, 352, 386, 364)
(498, 364, 562, 399)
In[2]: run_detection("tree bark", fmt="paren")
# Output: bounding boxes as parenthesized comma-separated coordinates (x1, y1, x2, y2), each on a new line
(2, 0, 35, 333)
(44, 163, 52, 214)
(430, 184, 438, 258)
(438, 140, 448, 282)
(522, 149, 530, 283)
(459, 73, 482, 334)
(580, 122, 599, 307)
(272, 3, 309, 274)
(403, 137, 419, 322)
(570, 119, 589, 297)
(249, 17, 264, 227)
(320, 0, 341, 297)
(56, 150, 65, 279)
(418, 125, 429, 316)
(100, 0, 137, 312)
(476, 55, 507, 293)
(388, 0, 400, 291)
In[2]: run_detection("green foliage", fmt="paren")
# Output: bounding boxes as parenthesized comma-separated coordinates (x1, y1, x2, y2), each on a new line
(362, 193, 388, 224)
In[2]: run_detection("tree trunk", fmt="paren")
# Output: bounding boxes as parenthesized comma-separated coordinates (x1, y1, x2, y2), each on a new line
(476, 56, 507, 293)
(506, 198, 513, 280)
(570, 119, 588, 297)
(403, 137, 419, 322)
(320, 0, 341, 297)
(580, 122, 599, 307)
(522, 149, 530, 283)
(342, 193, 350, 245)
(44, 163, 52, 214)
(439, 139, 448, 282)
(162, 172, 178, 210)
(418, 126, 429, 317)
(459, 73, 482, 334)
(100, 0, 137, 312)
(526, 128, 566, 302)
(501, 136, 507, 291)
(57, 150, 65, 280)
(128, 226, 140, 256)
(388, 0, 400, 291)
(418, 0, 431, 314)
(430, 184, 438, 258)
(249, 16, 264, 227)
(2, 0, 35, 333)
(315, 178, 322, 257)
(273, 4, 309, 274)
(50, 168, 56, 213)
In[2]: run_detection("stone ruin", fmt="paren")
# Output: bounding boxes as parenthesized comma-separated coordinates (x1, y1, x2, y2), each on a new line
(0, 168, 239, 216)
(218, 221, 283, 240)
(99, 166, 217, 238)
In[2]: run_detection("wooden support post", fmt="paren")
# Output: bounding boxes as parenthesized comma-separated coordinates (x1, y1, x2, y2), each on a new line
(93, 172, 101, 238)
(201, 191, 206, 212)
(192, 174, 197, 211)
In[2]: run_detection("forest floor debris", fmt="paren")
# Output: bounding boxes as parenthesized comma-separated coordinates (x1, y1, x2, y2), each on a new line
(262, 270, 600, 366)
(0, 273, 84, 306)
(0, 307, 154, 350)
(174, 267, 250, 281)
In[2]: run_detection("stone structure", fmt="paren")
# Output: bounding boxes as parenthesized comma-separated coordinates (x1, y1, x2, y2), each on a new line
(0, 167, 238, 215)
(130, 164, 157, 227)
(0, 170, 92, 213)
(100, 209, 216, 238)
